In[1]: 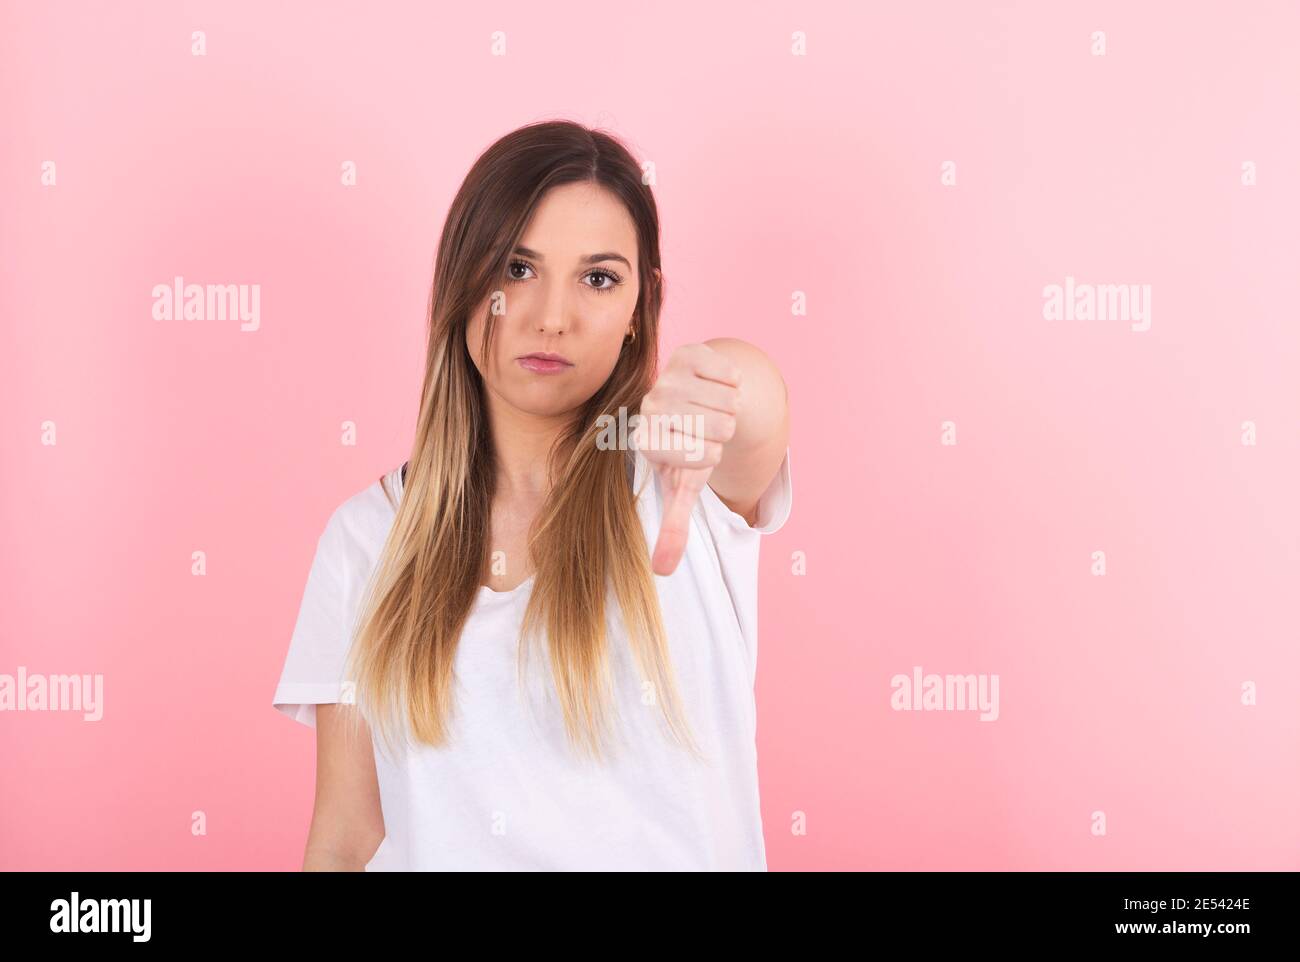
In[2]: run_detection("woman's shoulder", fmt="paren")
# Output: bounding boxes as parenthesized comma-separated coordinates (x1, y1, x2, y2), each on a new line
(317, 466, 405, 566)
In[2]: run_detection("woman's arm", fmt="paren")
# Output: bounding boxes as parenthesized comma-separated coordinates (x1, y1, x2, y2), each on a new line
(701, 337, 790, 526)
(302, 704, 386, 871)
(638, 338, 791, 574)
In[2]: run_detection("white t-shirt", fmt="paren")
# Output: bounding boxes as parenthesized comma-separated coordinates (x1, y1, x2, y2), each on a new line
(272, 445, 793, 871)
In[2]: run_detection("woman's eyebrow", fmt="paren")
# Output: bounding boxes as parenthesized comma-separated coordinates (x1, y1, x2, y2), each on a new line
(514, 246, 631, 269)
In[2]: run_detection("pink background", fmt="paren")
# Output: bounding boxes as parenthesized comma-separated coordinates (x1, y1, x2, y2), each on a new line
(2, 0, 1297, 870)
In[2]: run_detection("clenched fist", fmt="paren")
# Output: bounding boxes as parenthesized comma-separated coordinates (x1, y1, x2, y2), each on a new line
(633, 342, 743, 576)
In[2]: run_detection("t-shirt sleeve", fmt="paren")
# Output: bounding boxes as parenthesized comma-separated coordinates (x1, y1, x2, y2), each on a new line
(697, 446, 793, 536)
(695, 447, 792, 681)
(630, 445, 792, 683)
(272, 508, 356, 729)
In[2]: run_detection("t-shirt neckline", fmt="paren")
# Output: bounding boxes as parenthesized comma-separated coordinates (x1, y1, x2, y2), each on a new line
(478, 574, 535, 600)
(394, 462, 534, 602)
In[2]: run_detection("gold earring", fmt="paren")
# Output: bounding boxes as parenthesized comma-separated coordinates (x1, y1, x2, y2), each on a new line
(625, 326, 636, 343)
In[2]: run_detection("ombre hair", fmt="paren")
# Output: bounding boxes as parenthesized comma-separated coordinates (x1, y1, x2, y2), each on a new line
(341, 120, 699, 763)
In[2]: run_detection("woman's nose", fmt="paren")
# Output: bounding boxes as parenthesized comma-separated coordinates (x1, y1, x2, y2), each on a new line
(534, 282, 573, 335)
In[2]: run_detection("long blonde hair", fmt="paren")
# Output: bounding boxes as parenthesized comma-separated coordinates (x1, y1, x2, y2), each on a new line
(341, 120, 700, 764)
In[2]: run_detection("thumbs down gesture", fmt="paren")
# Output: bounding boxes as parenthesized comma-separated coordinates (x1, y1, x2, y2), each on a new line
(634, 342, 744, 576)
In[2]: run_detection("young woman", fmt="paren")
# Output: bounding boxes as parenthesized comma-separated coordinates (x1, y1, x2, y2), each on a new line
(272, 120, 793, 871)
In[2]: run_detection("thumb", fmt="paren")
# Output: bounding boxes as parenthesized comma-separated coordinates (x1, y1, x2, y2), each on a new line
(652, 464, 711, 576)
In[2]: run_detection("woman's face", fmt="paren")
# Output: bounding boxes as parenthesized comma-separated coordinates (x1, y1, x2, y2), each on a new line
(466, 180, 653, 419)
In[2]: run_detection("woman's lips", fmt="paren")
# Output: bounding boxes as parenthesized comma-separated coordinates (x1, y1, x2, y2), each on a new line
(516, 354, 573, 374)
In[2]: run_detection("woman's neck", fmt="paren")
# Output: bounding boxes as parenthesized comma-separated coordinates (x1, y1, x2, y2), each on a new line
(485, 394, 575, 497)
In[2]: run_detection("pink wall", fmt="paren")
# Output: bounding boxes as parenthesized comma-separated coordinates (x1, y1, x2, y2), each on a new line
(2, 0, 1297, 870)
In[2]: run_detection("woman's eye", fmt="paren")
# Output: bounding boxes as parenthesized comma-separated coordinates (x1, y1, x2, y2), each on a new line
(506, 261, 534, 282)
(507, 261, 621, 292)
(585, 270, 621, 292)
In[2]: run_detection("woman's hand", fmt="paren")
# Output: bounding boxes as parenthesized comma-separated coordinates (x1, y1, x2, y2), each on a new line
(635, 342, 743, 576)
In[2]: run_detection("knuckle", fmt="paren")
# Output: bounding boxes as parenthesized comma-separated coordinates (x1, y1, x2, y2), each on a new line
(717, 413, 737, 442)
